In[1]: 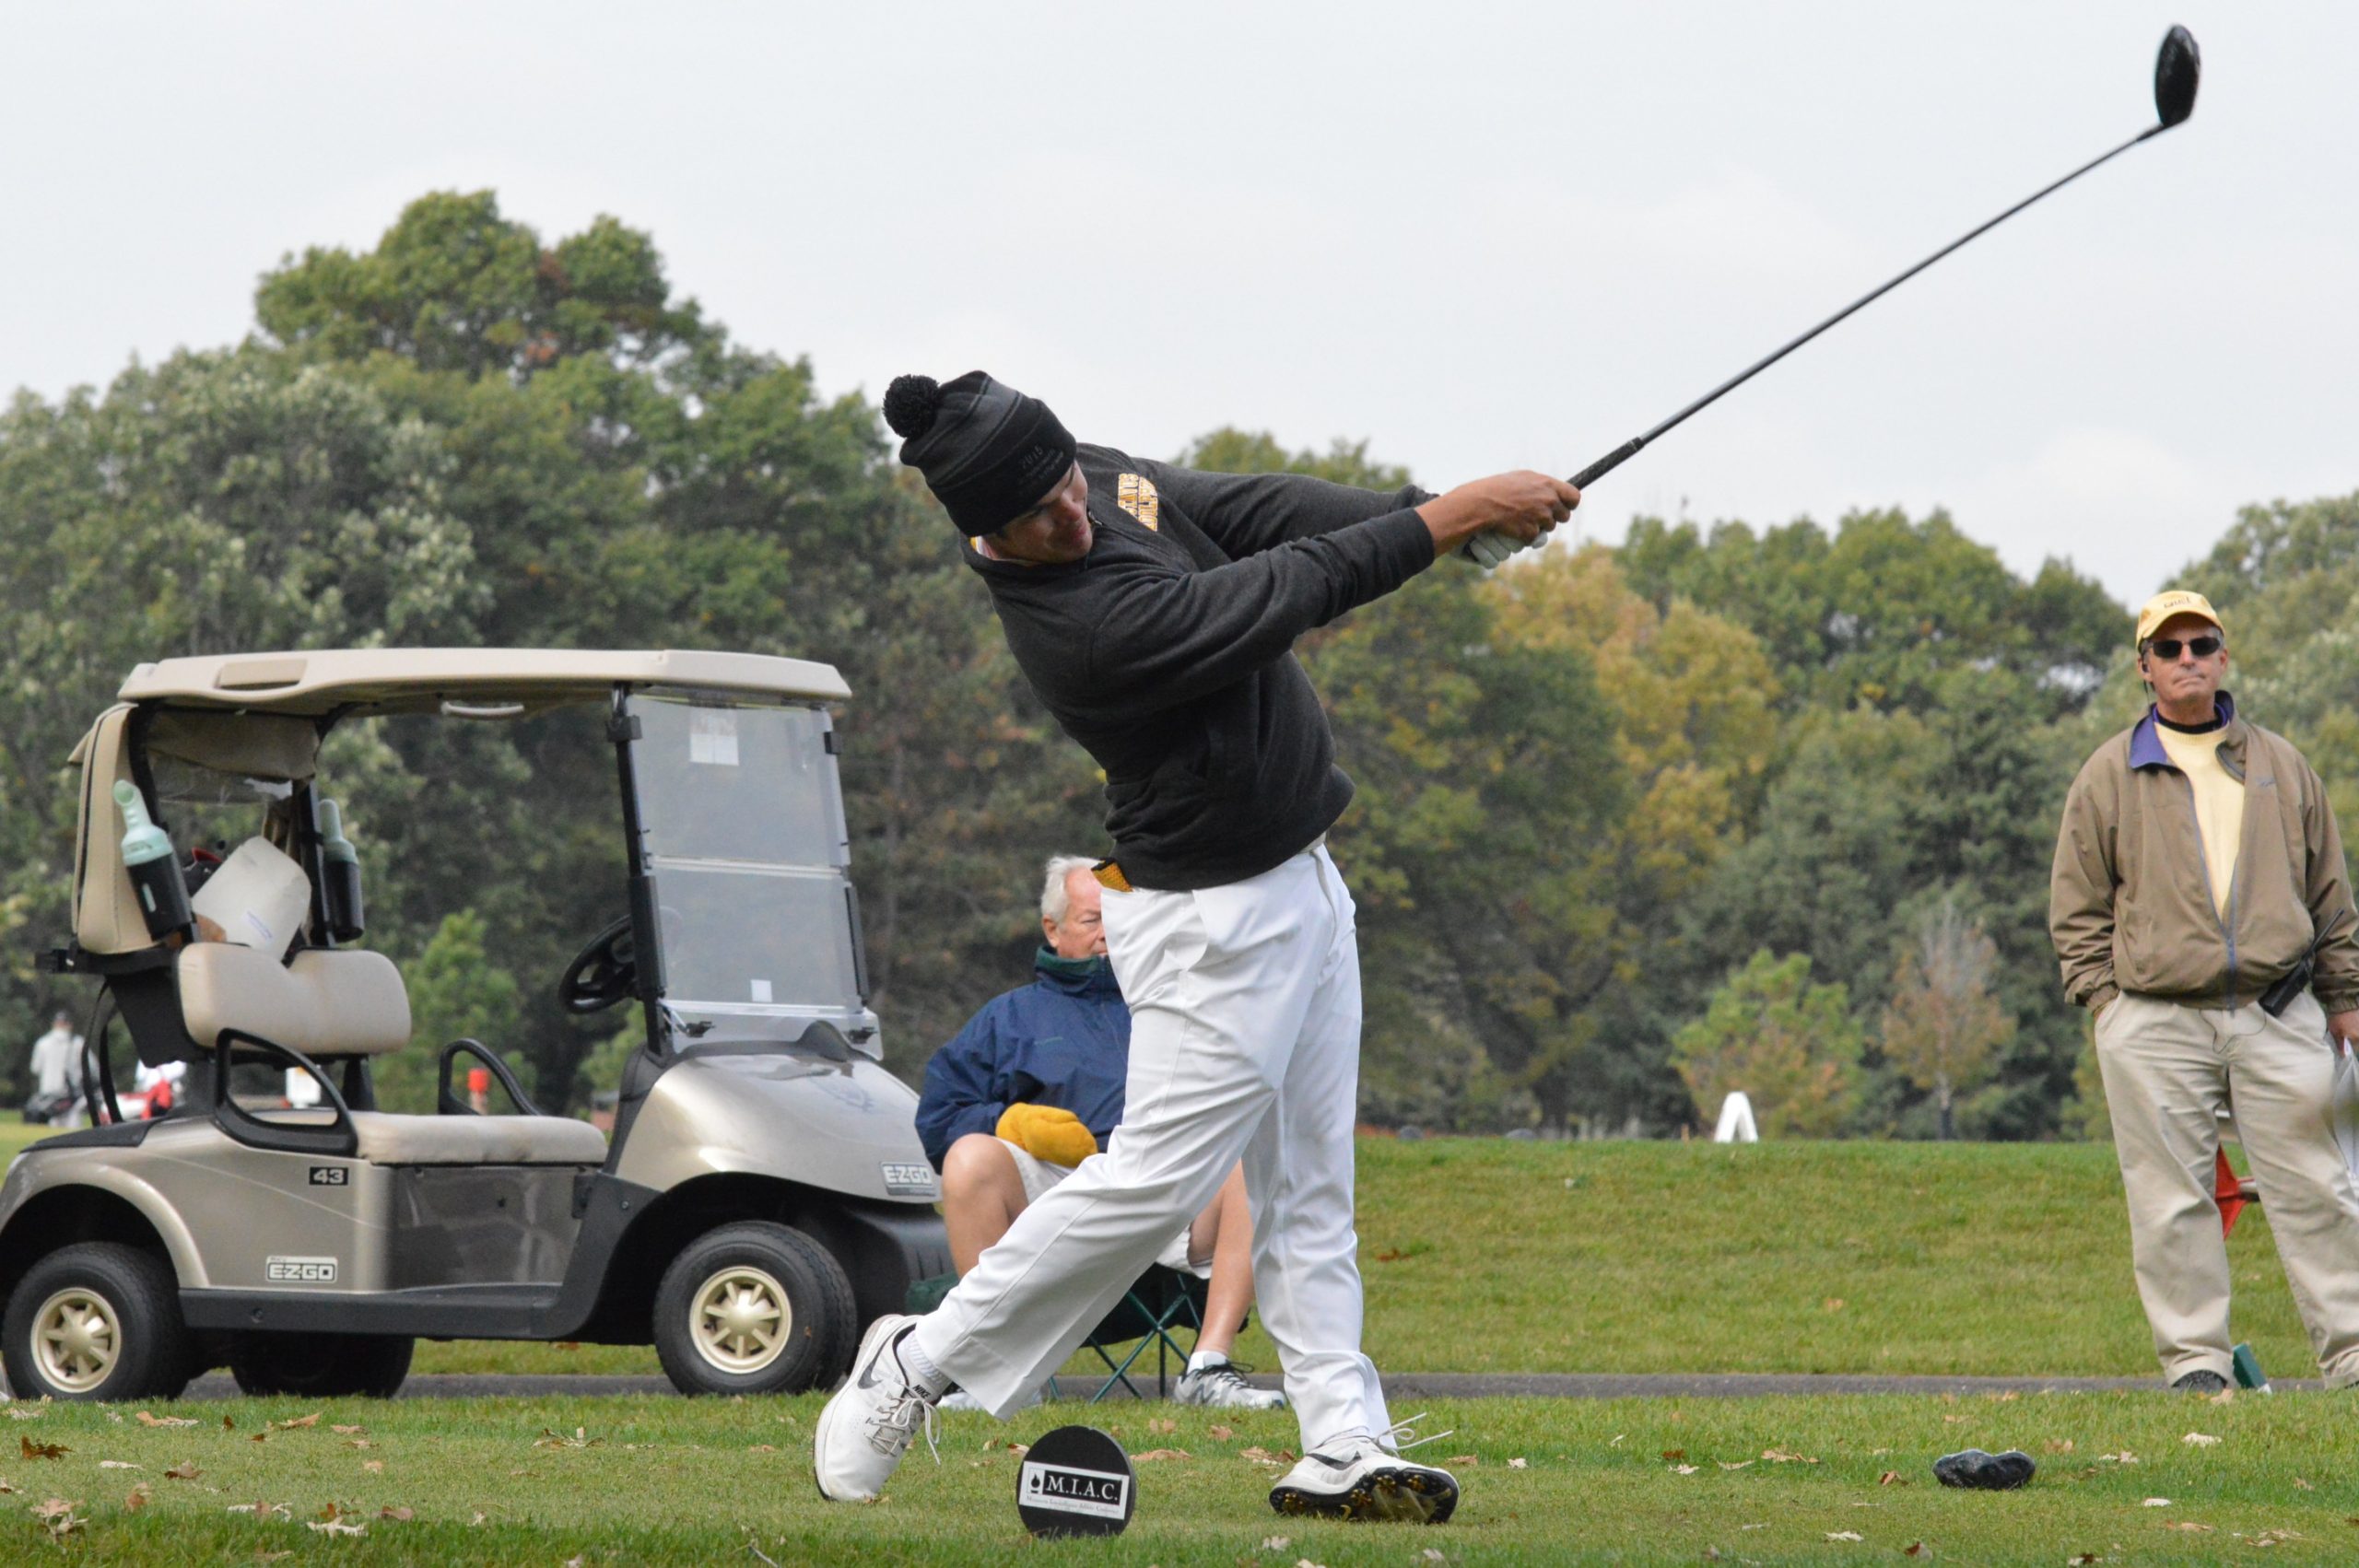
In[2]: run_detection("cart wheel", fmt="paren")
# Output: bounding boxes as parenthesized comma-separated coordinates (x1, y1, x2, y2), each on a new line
(227, 1332, 413, 1398)
(653, 1223, 855, 1395)
(2, 1243, 193, 1402)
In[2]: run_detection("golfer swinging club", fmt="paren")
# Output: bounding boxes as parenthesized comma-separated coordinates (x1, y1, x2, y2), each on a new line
(813, 371, 1575, 1519)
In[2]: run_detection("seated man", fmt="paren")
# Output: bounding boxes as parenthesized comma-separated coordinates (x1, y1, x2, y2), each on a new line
(917, 855, 1283, 1410)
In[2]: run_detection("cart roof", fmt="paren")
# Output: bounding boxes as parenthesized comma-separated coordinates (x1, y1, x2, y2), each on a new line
(116, 648, 850, 716)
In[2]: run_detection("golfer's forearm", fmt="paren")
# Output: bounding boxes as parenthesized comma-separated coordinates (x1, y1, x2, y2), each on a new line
(1144, 458, 1432, 556)
(1086, 511, 1434, 706)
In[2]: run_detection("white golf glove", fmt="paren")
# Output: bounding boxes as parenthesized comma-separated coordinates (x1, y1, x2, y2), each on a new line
(1459, 530, 1538, 570)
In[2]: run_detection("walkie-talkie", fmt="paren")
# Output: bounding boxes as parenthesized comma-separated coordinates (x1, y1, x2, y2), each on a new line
(2259, 908, 2350, 1018)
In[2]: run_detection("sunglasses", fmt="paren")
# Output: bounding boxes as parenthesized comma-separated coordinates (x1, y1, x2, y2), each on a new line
(2145, 635, 2223, 661)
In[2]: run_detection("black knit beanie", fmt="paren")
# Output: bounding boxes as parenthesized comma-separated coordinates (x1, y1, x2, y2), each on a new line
(883, 370, 1077, 536)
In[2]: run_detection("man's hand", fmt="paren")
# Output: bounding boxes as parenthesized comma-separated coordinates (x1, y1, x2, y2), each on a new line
(995, 1103, 1099, 1167)
(2330, 1009, 2359, 1048)
(1419, 472, 1580, 562)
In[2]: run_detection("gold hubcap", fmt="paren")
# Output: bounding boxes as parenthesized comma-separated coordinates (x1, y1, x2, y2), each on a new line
(689, 1265, 790, 1374)
(32, 1287, 122, 1393)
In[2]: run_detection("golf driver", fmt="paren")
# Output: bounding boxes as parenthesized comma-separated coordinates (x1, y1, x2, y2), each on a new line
(1467, 24, 2201, 567)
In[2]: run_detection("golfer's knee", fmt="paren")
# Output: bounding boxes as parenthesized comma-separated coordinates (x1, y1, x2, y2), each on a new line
(943, 1133, 1021, 1213)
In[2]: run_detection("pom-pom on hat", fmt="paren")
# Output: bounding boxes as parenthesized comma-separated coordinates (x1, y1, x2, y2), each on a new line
(885, 370, 1077, 537)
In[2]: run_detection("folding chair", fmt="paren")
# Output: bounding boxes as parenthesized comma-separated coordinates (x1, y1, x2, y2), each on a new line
(903, 1263, 1215, 1403)
(1054, 1264, 1211, 1404)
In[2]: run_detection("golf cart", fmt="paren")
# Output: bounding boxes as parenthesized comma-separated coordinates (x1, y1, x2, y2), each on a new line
(0, 649, 947, 1402)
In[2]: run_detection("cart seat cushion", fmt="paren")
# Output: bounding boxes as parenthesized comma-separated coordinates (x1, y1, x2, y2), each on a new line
(253, 1109, 608, 1165)
(349, 1112, 607, 1166)
(179, 944, 411, 1059)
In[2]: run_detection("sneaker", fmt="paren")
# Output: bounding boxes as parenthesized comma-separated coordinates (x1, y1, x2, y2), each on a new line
(938, 1383, 1044, 1414)
(813, 1314, 941, 1502)
(1174, 1356, 1287, 1410)
(1269, 1433, 1459, 1523)
(2171, 1369, 2231, 1394)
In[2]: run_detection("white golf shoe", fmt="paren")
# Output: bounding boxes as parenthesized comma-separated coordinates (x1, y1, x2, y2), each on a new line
(1172, 1355, 1287, 1410)
(812, 1313, 942, 1502)
(1268, 1432, 1459, 1523)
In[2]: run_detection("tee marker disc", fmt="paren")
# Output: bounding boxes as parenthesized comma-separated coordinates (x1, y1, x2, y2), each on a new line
(1016, 1424, 1137, 1538)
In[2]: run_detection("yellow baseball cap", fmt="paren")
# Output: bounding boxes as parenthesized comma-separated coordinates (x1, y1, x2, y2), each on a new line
(2135, 590, 2224, 648)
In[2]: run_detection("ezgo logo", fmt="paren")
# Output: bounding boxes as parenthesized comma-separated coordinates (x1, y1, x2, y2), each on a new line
(264, 1256, 338, 1284)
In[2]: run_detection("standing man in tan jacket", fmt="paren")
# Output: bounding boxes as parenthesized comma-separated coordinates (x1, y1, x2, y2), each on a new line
(2051, 590, 2359, 1391)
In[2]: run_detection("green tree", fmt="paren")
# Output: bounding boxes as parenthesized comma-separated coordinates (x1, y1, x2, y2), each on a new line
(1671, 951, 1861, 1137)
(372, 910, 527, 1114)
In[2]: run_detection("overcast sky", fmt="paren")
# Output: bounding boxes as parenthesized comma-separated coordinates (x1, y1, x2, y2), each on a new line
(7, 2, 2352, 606)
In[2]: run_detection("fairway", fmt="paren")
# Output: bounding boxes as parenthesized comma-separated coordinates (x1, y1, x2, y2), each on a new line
(360, 1138, 2318, 1385)
(3, 1388, 2356, 1563)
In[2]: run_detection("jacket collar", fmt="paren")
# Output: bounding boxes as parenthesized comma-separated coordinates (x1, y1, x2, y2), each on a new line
(1033, 947, 1121, 997)
(2130, 691, 2242, 771)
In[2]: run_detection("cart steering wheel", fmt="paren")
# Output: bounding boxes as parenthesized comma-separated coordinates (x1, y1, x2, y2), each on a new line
(559, 915, 640, 1014)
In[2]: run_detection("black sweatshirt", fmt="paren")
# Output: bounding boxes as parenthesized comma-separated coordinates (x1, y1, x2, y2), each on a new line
(964, 442, 1438, 890)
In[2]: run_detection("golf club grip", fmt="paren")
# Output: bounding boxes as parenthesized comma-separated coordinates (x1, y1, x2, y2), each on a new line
(1570, 439, 1644, 493)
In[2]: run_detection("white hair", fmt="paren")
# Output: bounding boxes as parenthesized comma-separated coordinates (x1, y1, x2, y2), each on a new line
(1039, 855, 1099, 923)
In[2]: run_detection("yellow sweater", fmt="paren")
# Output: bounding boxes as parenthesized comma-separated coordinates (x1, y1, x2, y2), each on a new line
(2156, 723, 2245, 919)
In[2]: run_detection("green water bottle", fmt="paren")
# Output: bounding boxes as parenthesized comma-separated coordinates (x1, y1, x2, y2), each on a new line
(115, 779, 194, 941)
(318, 797, 365, 943)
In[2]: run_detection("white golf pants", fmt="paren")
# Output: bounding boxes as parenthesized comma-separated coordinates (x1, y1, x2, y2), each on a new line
(913, 842, 1389, 1449)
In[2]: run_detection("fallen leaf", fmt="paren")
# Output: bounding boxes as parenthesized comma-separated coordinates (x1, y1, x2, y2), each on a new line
(273, 1413, 321, 1431)
(1294, 1559, 1327, 1568)
(534, 1426, 600, 1449)
(1662, 1448, 1687, 1462)
(307, 1519, 366, 1537)
(1878, 1471, 1904, 1486)
(164, 1461, 203, 1480)
(332, 1424, 365, 1435)
(135, 1411, 196, 1429)
(100, 1460, 141, 1470)
(1508, 1457, 1529, 1469)
(124, 1482, 151, 1511)
(18, 1437, 65, 1461)
(2068, 1555, 2101, 1565)
(361, 1459, 384, 1474)
(1446, 1454, 1478, 1467)
(2142, 1498, 2172, 1507)
(1822, 1297, 1846, 1312)
(346, 1439, 374, 1450)
(3, 1409, 44, 1422)
(1132, 1448, 1191, 1461)
(31, 1497, 83, 1539)
(1208, 1424, 1234, 1441)
(469, 1511, 487, 1526)
(1147, 1418, 1178, 1435)
(2162, 1521, 2213, 1533)
(1421, 1551, 1448, 1566)
(222, 1415, 235, 1430)
(1942, 1414, 1970, 1425)
(2044, 1439, 2076, 1455)
(256, 1554, 294, 1564)
(1825, 1530, 1863, 1542)
(2295, 1477, 2316, 1491)
(1239, 1446, 1288, 1464)
(1905, 1547, 1926, 1560)
(1672, 1465, 1700, 1476)
(1718, 1461, 1755, 1471)
(1260, 1536, 1289, 1551)
(379, 1506, 414, 1521)
(1762, 1447, 1820, 1465)
(2182, 1432, 2221, 1447)
(2101, 1452, 2140, 1465)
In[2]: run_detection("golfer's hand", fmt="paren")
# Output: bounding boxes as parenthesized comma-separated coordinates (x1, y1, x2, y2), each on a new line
(2330, 1009, 2359, 1049)
(1419, 472, 1580, 566)
(995, 1103, 1099, 1167)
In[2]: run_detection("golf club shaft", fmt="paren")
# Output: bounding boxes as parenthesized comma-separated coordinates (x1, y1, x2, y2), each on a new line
(1569, 123, 2166, 493)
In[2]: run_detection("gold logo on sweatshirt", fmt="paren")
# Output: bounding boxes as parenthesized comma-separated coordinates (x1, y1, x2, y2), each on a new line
(1116, 474, 1160, 531)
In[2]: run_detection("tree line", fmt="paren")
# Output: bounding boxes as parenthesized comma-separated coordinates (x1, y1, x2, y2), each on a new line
(6, 193, 2355, 1140)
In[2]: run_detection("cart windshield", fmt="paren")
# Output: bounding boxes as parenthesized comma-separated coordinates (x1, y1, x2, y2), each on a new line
(627, 694, 874, 1054)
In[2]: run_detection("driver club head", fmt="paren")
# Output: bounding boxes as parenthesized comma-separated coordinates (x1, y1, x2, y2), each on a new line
(2154, 24, 2200, 128)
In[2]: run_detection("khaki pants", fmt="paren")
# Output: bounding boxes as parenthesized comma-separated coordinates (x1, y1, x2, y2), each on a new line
(2096, 990, 2359, 1386)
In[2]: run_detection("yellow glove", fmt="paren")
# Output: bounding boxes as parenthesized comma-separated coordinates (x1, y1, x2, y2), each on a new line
(995, 1103, 1099, 1167)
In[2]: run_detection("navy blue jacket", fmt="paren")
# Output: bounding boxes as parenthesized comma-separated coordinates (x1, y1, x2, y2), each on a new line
(915, 951, 1130, 1172)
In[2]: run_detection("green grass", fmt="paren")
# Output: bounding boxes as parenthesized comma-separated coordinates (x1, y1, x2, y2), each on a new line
(3, 1389, 2356, 1563)
(7, 1134, 2321, 1381)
